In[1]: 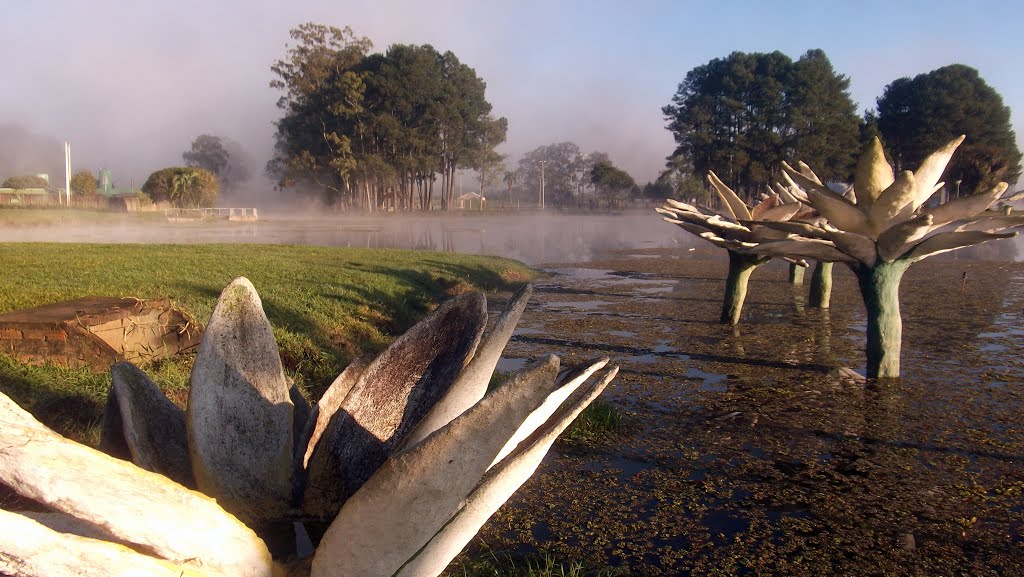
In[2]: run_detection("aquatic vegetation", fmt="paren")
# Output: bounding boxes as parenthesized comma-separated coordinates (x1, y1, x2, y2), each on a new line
(749, 135, 1023, 377)
(657, 172, 815, 324)
(0, 278, 618, 577)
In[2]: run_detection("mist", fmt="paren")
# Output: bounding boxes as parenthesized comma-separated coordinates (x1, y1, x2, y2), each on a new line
(3, 1, 1023, 200)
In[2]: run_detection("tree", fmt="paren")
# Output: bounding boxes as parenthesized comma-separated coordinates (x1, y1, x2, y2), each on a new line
(663, 49, 862, 199)
(183, 135, 250, 194)
(502, 169, 520, 207)
(268, 23, 373, 206)
(875, 64, 1022, 194)
(590, 161, 636, 208)
(142, 167, 218, 208)
(70, 170, 97, 197)
(2, 174, 48, 189)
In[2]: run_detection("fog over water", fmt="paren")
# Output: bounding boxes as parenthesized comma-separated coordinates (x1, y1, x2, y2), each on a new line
(6, 209, 1022, 265)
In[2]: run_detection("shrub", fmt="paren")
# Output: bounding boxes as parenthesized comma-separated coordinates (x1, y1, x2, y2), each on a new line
(141, 167, 218, 208)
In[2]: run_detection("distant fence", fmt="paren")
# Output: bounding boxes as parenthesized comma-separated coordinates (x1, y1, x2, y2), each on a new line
(164, 207, 258, 222)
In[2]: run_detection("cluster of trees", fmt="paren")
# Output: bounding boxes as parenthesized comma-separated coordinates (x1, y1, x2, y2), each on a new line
(664, 50, 1020, 202)
(268, 23, 507, 211)
(1, 175, 50, 189)
(182, 134, 251, 195)
(141, 167, 218, 208)
(506, 142, 636, 209)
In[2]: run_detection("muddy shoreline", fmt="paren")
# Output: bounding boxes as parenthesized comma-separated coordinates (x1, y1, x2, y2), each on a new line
(470, 247, 1024, 575)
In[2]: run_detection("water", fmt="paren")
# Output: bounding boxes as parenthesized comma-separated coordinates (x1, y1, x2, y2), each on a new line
(1, 209, 695, 266)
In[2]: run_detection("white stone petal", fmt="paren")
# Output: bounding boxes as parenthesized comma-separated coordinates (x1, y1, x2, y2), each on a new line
(303, 292, 487, 519)
(100, 362, 193, 488)
(301, 354, 372, 469)
(758, 202, 802, 222)
(490, 357, 609, 467)
(954, 213, 1024, 232)
(393, 366, 618, 577)
(853, 137, 894, 210)
(403, 284, 535, 449)
(0, 509, 208, 577)
(708, 171, 751, 221)
(748, 238, 857, 263)
(665, 198, 717, 216)
(187, 277, 293, 526)
(827, 230, 877, 267)
(867, 171, 917, 235)
(807, 188, 872, 236)
(310, 356, 565, 577)
(910, 135, 966, 210)
(877, 214, 935, 261)
(902, 230, 1018, 262)
(924, 182, 1009, 226)
(0, 391, 274, 577)
(739, 219, 830, 240)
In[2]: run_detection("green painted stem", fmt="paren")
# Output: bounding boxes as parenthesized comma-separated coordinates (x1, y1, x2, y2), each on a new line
(854, 260, 910, 379)
(787, 262, 805, 285)
(720, 251, 764, 325)
(809, 261, 833, 309)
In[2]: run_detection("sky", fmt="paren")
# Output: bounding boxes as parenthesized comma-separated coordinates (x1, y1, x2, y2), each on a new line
(2, 0, 1023, 193)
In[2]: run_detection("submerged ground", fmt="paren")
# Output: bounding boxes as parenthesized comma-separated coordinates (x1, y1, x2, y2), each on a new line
(461, 246, 1024, 576)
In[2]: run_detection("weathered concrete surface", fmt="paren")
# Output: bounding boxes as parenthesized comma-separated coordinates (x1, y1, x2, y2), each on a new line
(0, 391, 274, 577)
(100, 362, 194, 487)
(187, 277, 294, 528)
(302, 292, 487, 519)
(0, 296, 200, 370)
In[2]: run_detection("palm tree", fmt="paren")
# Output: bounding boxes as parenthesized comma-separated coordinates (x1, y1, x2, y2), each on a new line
(503, 170, 519, 209)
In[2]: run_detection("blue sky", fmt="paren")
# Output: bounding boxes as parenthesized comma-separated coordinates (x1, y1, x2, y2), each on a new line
(2, 0, 1022, 189)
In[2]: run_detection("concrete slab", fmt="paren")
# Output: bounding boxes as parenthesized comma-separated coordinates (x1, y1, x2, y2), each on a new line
(0, 297, 201, 371)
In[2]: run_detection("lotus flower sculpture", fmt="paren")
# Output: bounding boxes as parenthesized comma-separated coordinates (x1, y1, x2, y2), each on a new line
(0, 277, 618, 577)
(657, 171, 814, 324)
(747, 135, 1023, 378)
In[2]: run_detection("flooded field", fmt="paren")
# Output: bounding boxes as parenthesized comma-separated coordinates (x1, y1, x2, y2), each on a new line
(478, 247, 1024, 575)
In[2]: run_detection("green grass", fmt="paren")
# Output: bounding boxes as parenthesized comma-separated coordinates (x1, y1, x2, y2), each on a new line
(445, 547, 620, 577)
(563, 399, 622, 442)
(0, 207, 166, 226)
(0, 242, 536, 442)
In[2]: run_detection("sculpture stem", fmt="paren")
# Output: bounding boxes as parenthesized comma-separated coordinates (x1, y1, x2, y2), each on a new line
(720, 251, 764, 325)
(787, 262, 805, 285)
(853, 260, 910, 379)
(809, 261, 833, 309)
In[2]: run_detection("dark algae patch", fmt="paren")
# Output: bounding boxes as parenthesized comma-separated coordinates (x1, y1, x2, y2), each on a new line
(452, 249, 1024, 576)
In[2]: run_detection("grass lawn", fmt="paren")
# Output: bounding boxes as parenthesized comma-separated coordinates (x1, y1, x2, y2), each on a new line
(0, 242, 537, 444)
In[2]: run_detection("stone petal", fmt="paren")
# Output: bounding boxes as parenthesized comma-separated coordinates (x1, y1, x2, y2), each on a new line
(491, 357, 609, 467)
(853, 137, 895, 210)
(910, 135, 966, 211)
(310, 355, 570, 577)
(924, 182, 1009, 226)
(877, 214, 935, 262)
(404, 284, 534, 449)
(0, 509, 206, 577)
(99, 362, 193, 488)
(0, 391, 274, 577)
(739, 219, 830, 240)
(303, 292, 487, 519)
(750, 193, 779, 220)
(187, 277, 293, 527)
(954, 213, 1024, 233)
(826, 230, 877, 267)
(806, 188, 872, 236)
(868, 171, 917, 235)
(749, 238, 857, 263)
(902, 231, 1018, 262)
(301, 354, 372, 469)
(757, 202, 802, 223)
(664, 198, 717, 216)
(393, 366, 619, 577)
(708, 171, 751, 221)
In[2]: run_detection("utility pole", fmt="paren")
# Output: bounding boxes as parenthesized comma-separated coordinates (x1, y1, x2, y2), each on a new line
(64, 141, 71, 206)
(539, 160, 547, 209)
